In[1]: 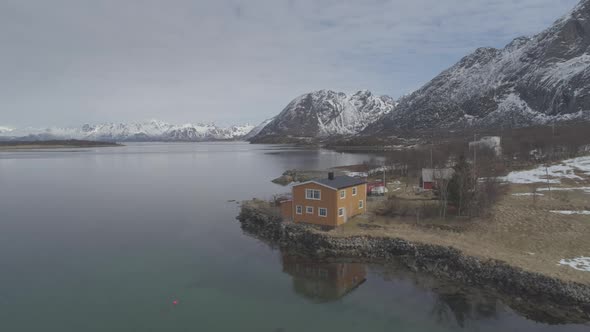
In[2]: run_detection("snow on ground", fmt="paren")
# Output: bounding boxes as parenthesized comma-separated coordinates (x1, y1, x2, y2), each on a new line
(511, 193, 544, 196)
(343, 168, 394, 178)
(502, 156, 590, 184)
(345, 171, 368, 178)
(537, 187, 590, 193)
(559, 257, 590, 272)
(567, 156, 590, 175)
(550, 210, 590, 215)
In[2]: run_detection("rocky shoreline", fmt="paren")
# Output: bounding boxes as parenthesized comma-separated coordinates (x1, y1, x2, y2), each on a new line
(237, 201, 590, 318)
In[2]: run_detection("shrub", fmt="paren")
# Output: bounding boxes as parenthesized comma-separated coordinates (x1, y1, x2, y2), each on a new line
(377, 197, 439, 219)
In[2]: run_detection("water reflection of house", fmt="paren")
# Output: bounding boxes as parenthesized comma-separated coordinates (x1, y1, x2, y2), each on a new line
(281, 255, 367, 303)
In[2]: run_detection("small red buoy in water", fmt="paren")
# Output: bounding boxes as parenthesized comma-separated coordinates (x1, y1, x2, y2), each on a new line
(172, 300, 179, 305)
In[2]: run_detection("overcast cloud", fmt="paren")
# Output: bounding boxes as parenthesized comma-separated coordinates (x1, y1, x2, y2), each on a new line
(0, 0, 580, 127)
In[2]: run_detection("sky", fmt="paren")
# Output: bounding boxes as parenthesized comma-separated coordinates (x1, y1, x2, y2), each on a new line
(0, 0, 581, 128)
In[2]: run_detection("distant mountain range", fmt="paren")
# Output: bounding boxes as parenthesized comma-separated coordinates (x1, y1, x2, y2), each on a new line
(0, 120, 255, 142)
(250, 0, 590, 143)
(4, 1, 589, 145)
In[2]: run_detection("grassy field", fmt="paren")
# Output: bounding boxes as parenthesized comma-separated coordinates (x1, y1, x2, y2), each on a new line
(331, 169, 590, 285)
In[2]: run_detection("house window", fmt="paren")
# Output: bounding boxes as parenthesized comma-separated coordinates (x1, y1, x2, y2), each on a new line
(305, 189, 321, 200)
(296, 205, 302, 215)
(359, 200, 364, 209)
(306, 206, 314, 214)
(352, 187, 357, 196)
(318, 208, 327, 217)
(340, 190, 346, 199)
(338, 208, 344, 217)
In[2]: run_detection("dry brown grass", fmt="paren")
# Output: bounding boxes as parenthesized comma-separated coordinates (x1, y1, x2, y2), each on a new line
(331, 182, 590, 285)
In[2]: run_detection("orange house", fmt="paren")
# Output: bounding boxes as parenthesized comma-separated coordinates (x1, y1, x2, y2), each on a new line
(282, 173, 367, 227)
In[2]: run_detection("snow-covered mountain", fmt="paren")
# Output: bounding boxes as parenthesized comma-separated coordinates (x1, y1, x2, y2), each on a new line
(364, 0, 590, 136)
(0, 120, 255, 142)
(250, 90, 395, 143)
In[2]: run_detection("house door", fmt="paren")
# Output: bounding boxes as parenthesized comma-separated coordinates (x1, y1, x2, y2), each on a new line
(343, 207, 347, 223)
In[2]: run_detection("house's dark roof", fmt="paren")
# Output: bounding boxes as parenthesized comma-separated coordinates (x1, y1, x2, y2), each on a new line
(314, 176, 367, 190)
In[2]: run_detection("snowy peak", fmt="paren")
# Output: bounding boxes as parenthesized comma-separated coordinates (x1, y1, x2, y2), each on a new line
(250, 90, 395, 142)
(243, 117, 275, 140)
(0, 126, 14, 134)
(0, 121, 256, 142)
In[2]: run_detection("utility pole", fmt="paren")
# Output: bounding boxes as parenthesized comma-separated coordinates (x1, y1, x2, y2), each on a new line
(551, 121, 555, 160)
(473, 133, 478, 191)
(546, 165, 552, 199)
(430, 147, 433, 169)
(430, 130, 434, 169)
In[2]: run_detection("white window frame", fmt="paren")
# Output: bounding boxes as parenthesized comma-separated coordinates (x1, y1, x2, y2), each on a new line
(352, 187, 357, 196)
(359, 200, 364, 209)
(340, 190, 346, 199)
(306, 206, 314, 214)
(296, 205, 303, 215)
(305, 189, 321, 200)
(338, 208, 344, 217)
(318, 208, 327, 217)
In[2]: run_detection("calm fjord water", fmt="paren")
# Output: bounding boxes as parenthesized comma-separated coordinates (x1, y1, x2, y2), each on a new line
(0, 142, 587, 332)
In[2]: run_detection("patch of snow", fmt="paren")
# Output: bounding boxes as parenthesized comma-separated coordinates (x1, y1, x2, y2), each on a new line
(537, 186, 590, 193)
(368, 166, 396, 175)
(566, 156, 590, 175)
(550, 210, 590, 215)
(559, 257, 590, 272)
(512, 193, 545, 196)
(543, 54, 590, 86)
(345, 171, 368, 178)
(502, 156, 590, 184)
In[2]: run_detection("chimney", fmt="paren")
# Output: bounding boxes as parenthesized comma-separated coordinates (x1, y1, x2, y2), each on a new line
(328, 172, 335, 180)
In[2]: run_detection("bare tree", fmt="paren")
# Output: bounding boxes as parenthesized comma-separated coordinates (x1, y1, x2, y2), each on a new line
(437, 178, 450, 219)
(545, 165, 552, 199)
(530, 184, 539, 207)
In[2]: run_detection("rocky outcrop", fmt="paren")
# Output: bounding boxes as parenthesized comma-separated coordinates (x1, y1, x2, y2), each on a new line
(270, 169, 328, 186)
(237, 202, 590, 313)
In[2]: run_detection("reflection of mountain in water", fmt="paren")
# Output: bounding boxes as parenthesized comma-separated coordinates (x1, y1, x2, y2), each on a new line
(281, 255, 366, 303)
